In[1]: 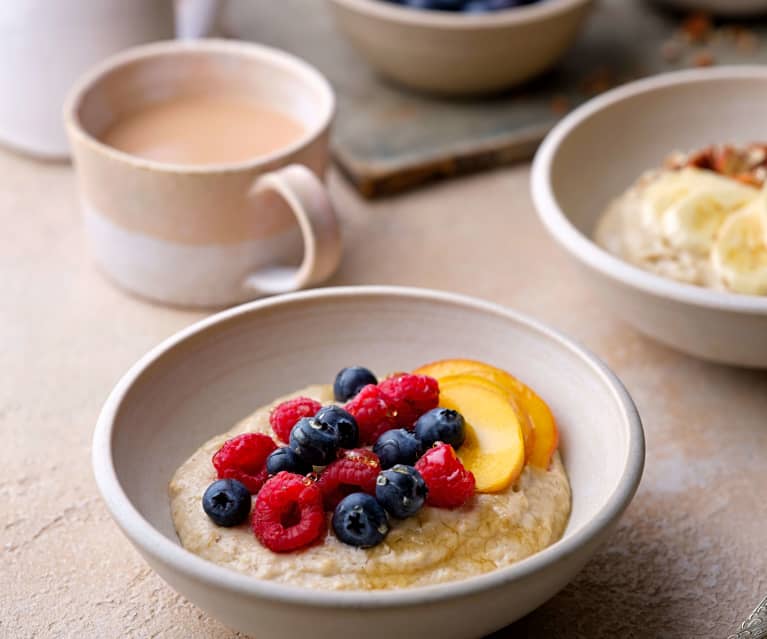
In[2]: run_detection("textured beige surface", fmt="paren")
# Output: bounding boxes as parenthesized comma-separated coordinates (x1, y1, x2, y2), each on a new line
(2, 146, 765, 638)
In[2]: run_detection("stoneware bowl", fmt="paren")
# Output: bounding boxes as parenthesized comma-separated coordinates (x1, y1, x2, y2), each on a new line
(326, 0, 594, 95)
(532, 67, 767, 368)
(653, 0, 767, 16)
(93, 286, 644, 638)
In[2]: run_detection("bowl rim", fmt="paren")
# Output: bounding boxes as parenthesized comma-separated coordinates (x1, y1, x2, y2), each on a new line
(531, 65, 767, 315)
(92, 285, 644, 608)
(63, 39, 335, 176)
(327, 0, 593, 29)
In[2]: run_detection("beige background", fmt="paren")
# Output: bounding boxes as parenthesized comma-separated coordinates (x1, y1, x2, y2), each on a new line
(2, 148, 765, 637)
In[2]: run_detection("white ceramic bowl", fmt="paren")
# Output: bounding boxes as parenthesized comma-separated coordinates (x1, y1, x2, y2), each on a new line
(327, 0, 594, 95)
(532, 67, 767, 368)
(93, 286, 644, 638)
(655, 0, 767, 16)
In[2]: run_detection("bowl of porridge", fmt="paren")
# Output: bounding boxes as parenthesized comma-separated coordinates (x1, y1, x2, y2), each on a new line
(532, 67, 767, 368)
(92, 286, 643, 638)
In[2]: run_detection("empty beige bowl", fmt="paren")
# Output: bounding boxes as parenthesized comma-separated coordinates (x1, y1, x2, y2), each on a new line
(532, 67, 767, 368)
(93, 286, 643, 638)
(327, 0, 594, 95)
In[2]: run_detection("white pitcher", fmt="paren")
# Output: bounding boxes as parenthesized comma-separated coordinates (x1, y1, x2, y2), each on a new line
(0, 0, 221, 159)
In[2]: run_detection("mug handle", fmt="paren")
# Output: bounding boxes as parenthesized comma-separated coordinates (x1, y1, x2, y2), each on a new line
(243, 164, 342, 296)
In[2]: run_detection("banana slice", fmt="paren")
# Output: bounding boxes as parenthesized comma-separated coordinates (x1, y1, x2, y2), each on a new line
(640, 170, 695, 232)
(662, 187, 755, 254)
(640, 168, 757, 236)
(711, 206, 767, 295)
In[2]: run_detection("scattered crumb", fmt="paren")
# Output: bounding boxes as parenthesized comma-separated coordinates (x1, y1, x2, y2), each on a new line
(661, 40, 683, 63)
(734, 28, 759, 54)
(580, 67, 613, 96)
(691, 51, 715, 67)
(679, 12, 713, 44)
(549, 95, 570, 116)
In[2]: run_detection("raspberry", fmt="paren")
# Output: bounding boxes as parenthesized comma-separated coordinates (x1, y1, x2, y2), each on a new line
(317, 449, 381, 510)
(251, 472, 326, 552)
(212, 433, 277, 494)
(270, 397, 322, 443)
(379, 374, 439, 428)
(344, 384, 396, 444)
(415, 443, 475, 509)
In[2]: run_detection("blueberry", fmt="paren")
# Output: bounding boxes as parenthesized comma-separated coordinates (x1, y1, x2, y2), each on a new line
(333, 366, 378, 402)
(332, 493, 390, 548)
(375, 465, 427, 519)
(289, 417, 340, 466)
(384, 0, 541, 10)
(410, 0, 464, 9)
(463, 0, 532, 11)
(266, 446, 313, 476)
(414, 407, 465, 450)
(373, 428, 422, 469)
(202, 479, 251, 527)
(315, 405, 359, 449)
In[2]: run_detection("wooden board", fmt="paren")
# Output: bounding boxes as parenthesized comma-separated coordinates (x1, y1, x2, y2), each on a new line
(221, 0, 767, 197)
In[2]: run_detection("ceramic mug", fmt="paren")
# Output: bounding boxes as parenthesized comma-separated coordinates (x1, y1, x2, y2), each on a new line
(64, 40, 342, 308)
(0, 0, 220, 159)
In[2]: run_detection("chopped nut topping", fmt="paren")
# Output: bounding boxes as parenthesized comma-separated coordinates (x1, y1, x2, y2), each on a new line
(691, 51, 715, 67)
(667, 144, 767, 188)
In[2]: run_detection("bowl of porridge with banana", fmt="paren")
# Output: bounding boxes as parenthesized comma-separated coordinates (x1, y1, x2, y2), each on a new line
(533, 68, 767, 367)
(595, 143, 767, 296)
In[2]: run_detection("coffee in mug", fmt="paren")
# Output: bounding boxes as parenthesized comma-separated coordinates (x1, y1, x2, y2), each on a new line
(65, 40, 342, 308)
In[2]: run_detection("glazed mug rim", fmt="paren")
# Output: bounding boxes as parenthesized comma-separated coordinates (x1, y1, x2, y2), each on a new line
(63, 38, 336, 175)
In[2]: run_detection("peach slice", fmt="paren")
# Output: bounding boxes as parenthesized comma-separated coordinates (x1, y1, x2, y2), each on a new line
(437, 374, 525, 493)
(414, 359, 559, 469)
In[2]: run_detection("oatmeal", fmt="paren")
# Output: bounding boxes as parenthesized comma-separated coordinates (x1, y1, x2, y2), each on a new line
(170, 362, 570, 591)
(595, 145, 767, 296)
(169, 384, 570, 590)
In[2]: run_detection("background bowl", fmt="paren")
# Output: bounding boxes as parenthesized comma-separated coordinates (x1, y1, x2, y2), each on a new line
(532, 67, 767, 368)
(93, 286, 643, 639)
(326, 0, 594, 95)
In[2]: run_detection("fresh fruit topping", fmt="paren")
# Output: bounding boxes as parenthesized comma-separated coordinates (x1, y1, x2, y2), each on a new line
(378, 373, 440, 428)
(266, 446, 313, 476)
(333, 366, 378, 402)
(438, 374, 525, 493)
(414, 407, 466, 450)
(373, 428, 422, 469)
(202, 478, 251, 527)
(252, 472, 326, 553)
(317, 448, 381, 510)
(414, 359, 558, 469)
(375, 465, 427, 519)
(315, 405, 359, 449)
(289, 417, 340, 467)
(463, 0, 537, 11)
(270, 397, 323, 443)
(332, 492, 389, 548)
(212, 432, 277, 494)
(712, 201, 767, 295)
(384, 0, 542, 11)
(344, 384, 397, 444)
(415, 443, 475, 509)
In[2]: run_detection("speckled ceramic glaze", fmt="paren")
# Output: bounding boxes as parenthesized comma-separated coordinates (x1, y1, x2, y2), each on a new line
(92, 286, 644, 639)
(532, 67, 767, 368)
(327, 0, 594, 95)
